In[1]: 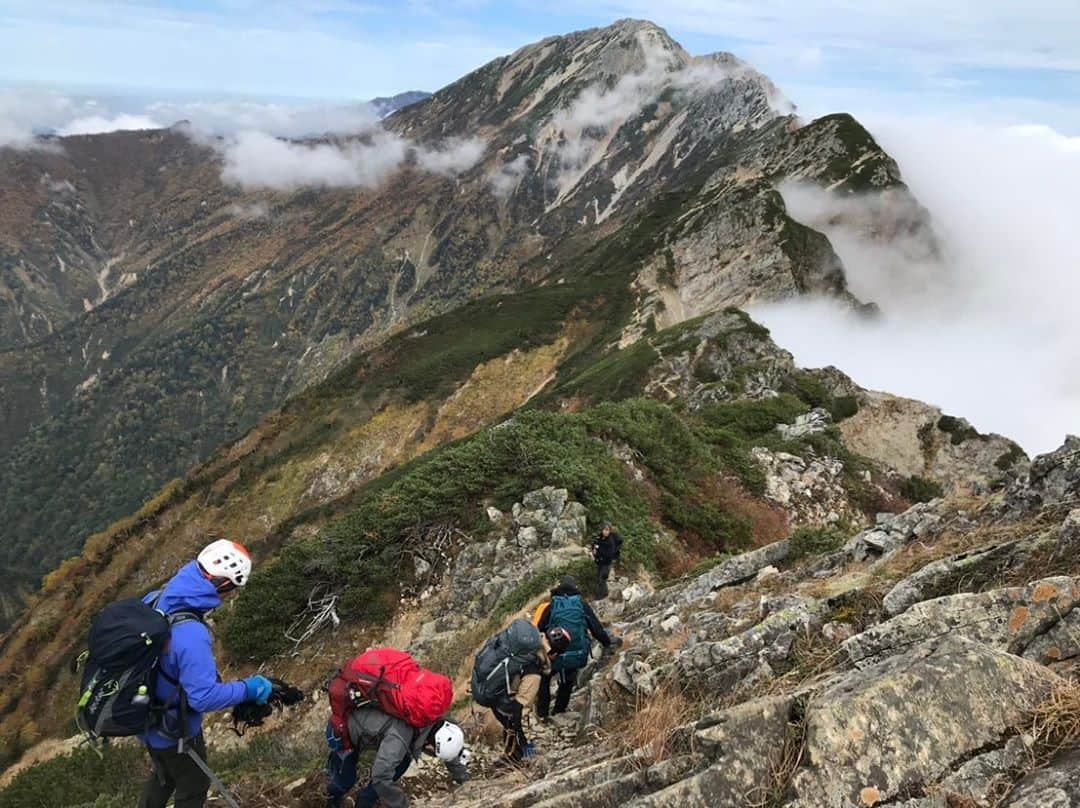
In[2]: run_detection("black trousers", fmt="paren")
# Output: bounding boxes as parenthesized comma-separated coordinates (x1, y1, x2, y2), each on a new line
(596, 561, 612, 598)
(492, 701, 527, 760)
(139, 734, 210, 808)
(536, 668, 579, 719)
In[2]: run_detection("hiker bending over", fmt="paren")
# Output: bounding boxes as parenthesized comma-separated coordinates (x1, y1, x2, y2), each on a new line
(471, 618, 571, 761)
(592, 522, 623, 599)
(325, 648, 467, 808)
(325, 712, 467, 807)
(533, 575, 618, 719)
(138, 540, 272, 808)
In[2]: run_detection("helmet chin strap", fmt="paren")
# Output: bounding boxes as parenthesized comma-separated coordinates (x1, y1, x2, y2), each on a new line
(199, 565, 235, 594)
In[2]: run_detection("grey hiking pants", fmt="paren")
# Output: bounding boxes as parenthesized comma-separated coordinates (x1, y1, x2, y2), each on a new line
(139, 734, 210, 808)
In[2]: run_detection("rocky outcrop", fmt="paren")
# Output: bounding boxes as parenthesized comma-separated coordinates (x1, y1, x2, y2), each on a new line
(843, 500, 945, 562)
(790, 637, 1059, 807)
(753, 447, 858, 527)
(882, 539, 1028, 616)
(1007, 435, 1080, 513)
(843, 576, 1080, 667)
(839, 390, 1025, 493)
(627, 696, 796, 807)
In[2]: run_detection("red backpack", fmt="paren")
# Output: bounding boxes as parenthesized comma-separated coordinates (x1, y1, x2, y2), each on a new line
(328, 648, 453, 750)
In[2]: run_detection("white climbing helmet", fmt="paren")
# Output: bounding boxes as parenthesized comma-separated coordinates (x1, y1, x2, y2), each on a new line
(433, 720, 466, 763)
(197, 539, 252, 590)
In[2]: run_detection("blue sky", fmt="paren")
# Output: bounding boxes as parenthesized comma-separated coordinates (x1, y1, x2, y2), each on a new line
(2, 0, 1079, 132)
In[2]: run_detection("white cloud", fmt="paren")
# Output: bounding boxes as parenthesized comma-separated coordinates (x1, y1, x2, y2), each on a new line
(226, 200, 270, 220)
(147, 100, 380, 138)
(0, 87, 79, 147)
(754, 118, 1080, 454)
(489, 153, 531, 197)
(57, 113, 161, 135)
(219, 130, 409, 190)
(414, 136, 486, 175)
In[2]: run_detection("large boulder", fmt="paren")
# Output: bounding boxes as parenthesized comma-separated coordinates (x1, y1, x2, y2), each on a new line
(625, 696, 796, 807)
(789, 637, 1061, 807)
(843, 576, 1080, 668)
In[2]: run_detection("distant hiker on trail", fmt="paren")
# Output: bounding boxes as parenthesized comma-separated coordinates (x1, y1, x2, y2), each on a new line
(532, 575, 618, 719)
(592, 522, 623, 599)
(136, 540, 271, 808)
(471, 618, 571, 761)
(325, 648, 468, 808)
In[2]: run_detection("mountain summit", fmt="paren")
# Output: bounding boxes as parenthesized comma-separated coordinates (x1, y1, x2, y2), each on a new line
(0, 21, 929, 613)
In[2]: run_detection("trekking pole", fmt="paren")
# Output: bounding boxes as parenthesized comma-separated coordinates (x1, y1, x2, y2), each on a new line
(182, 745, 241, 808)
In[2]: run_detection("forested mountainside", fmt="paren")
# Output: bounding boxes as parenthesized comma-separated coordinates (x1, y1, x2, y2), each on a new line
(0, 20, 929, 606)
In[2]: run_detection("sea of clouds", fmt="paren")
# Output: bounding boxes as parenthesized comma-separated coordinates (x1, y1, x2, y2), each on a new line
(754, 120, 1080, 454)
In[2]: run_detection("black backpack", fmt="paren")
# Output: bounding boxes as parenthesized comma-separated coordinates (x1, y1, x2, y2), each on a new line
(76, 596, 200, 740)
(470, 618, 542, 708)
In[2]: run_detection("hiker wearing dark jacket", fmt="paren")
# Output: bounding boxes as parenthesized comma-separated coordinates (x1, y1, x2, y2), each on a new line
(534, 576, 614, 718)
(326, 710, 468, 808)
(592, 523, 622, 599)
(489, 627, 569, 761)
(138, 540, 270, 808)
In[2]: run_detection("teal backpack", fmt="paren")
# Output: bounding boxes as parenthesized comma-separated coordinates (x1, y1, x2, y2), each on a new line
(549, 595, 589, 672)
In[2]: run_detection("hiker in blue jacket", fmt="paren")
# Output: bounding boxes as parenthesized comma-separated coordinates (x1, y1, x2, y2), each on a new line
(138, 540, 272, 808)
(534, 575, 618, 719)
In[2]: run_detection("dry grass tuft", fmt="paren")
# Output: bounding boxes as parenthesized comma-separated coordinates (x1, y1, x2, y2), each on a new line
(616, 685, 696, 766)
(1030, 680, 1080, 758)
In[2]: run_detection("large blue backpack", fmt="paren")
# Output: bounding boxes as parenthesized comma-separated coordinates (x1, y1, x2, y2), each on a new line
(549, 595, 589, 672)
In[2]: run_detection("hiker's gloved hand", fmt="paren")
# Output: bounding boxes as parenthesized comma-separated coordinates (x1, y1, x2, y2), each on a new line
(243, 674, 273, 704)
(522, 742, 538, 759)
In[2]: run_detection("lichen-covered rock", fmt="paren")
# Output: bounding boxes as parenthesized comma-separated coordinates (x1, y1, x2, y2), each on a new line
(751, 447, 857, 526)
(882, 540, 1025, 616)
(843, 576, 1080, 667)
(675, 597, 824, 692)
(1053, 509, 1080, 562)
(843, 500, 943, 562)
(676, 539, 791, 604)
(1004, 747, 1080, 807)
(1022, 607, 1080, 665)
(776, 407, 832, 440)
(625, 696, 795, 807)
(790, 637, 1060, 807)
(936, 735, 1031, 805)
(1006, 435, 1080, 513)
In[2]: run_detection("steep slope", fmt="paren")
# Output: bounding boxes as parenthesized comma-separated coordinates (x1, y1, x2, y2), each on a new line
(0, 292, 1020, 775)
(0, 19, 932, 600)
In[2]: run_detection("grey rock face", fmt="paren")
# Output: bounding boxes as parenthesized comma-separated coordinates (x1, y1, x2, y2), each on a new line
(752, 448, 857, 527)
(1006, 435, 1080, 513)
(626, 696, 795, 807)
(843, 500, 943, 562)
(790, 637, 1060, 807)
(675, 597, 824, 693)
(843, 576, 1080, 668)
(686, 540, 791, 598)
(776, 407, 832, 440)
(882, 539, 1025, 616)
(1005, 748, 1080, 807)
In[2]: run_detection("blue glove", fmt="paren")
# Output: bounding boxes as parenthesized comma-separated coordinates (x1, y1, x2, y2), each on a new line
(522, 742, 538, 759)
(243, 675, 272, 704)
